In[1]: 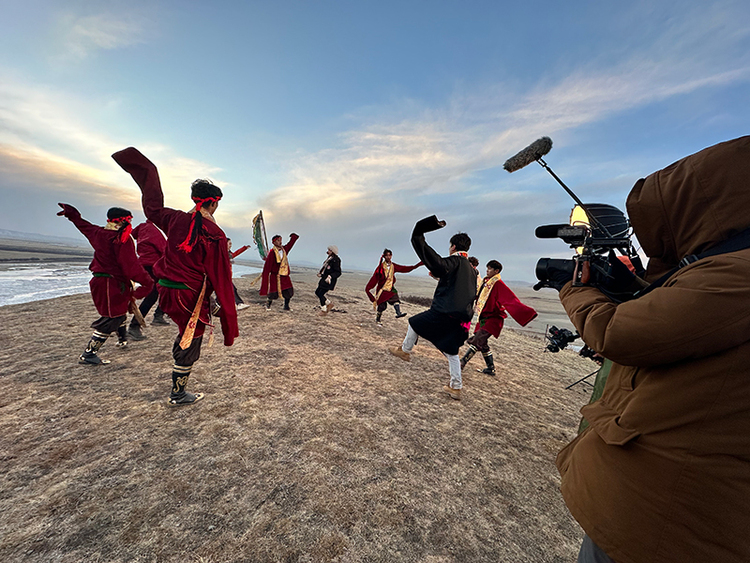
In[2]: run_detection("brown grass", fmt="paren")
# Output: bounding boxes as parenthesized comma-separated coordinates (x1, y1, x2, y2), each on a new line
(0, 268, 593, 562)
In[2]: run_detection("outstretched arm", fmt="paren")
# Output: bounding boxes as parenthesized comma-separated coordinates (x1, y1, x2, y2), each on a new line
(394, 261, 423, 273)
(284, 233, 299, 253)
(57, 203, 99, 243)
(111, 148, 169, 231)
(231, 245, 250, 259)
(411, 216, 451, 278)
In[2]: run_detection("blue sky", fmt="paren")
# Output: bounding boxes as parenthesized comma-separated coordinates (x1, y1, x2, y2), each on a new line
(1, 0, 749, 281)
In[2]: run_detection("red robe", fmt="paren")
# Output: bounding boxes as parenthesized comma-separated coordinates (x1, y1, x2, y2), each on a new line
(365, 261, 423, 305)
(111, 148, 238, 346)
(132, 220, 166, 268)
(62, 208, 152, 318)
(259, 236, 299, 296)
(475, 278, 537, 338)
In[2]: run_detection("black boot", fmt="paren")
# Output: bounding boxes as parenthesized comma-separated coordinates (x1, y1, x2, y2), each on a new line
(394, 303, 407, 318)
(265, 298, 273, 310)
(168, 365, 204, 406)
(79, 331, 111, 365)
(460, 345, 477, 369)
(115, 322, 128, 347)
(128, 322, 147, 341)
(479, 352, 496, 376)
(283, 297, 291, 311)
(152, 308, 170, 326)
(376, 310, 383, 325)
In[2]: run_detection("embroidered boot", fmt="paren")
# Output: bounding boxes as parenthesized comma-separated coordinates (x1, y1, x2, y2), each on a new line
(79, 331, 111, 365)
(115, 322, 128, 347)
(460, 345, 478, 369)
(168, 365, 204, 406)
(479, 352, 496, 376)
(376, 310, 383, 326)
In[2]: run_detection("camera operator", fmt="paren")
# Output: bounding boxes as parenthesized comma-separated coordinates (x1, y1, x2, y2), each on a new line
(547, 136, 750, 563)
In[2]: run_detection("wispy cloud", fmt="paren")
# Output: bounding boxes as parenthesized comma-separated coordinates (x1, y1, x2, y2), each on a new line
(259, 3, 750, 228)
(55, 12, 150, 61)
(0, 74, 224, 211)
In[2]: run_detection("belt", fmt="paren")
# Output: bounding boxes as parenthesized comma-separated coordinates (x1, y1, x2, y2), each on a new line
(158, 278, 191, 290)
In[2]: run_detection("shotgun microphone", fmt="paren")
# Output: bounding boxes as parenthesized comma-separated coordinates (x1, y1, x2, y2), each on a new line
(503, 136, 553, 172)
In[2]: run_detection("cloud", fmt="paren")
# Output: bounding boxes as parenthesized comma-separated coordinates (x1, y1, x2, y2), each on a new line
(55, 12, 150, 61)
(256, 1, 750, 230)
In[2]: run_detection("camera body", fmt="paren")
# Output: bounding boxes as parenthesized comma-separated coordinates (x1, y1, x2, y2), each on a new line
(535, 203, 636, 289)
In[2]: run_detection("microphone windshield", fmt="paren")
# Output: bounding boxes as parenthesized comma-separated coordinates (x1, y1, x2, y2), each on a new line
(503, 137, 553, 172)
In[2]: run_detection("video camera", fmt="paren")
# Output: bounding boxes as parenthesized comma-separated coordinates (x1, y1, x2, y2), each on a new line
(545, 325, 603, 364)
(502, 136, 644, 300)
(535, 202, 638, 290)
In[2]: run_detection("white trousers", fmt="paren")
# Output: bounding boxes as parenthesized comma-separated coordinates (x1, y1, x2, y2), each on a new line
(402, 325, 462, 389)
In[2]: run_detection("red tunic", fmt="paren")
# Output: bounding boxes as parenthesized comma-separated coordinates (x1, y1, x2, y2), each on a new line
(475, 278, 537, 338)
(111, 147, 239, 346)
(62, 208, 152, 318)
(365, 261, 423, 305)
(259, 236, 299, 296)
(132, 220, 166, 268)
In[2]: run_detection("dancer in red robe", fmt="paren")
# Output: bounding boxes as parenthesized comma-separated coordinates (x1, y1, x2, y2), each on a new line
(57, 204, 152, 364)
(112, 147, 239, 406)
(365, 249, 422, 325)
(460, 260, 537, 376)
(260, 233, 299, 311)
(127, 219, 170, 341)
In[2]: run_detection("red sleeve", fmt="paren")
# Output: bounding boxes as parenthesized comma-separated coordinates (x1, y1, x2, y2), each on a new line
(493, 280, 537, 327)
(231, 245, 250, 258)
(204, 237, 238, 346)
(394, 261, 423, 273)
(118, 239, 153, 299)
(111, 147, 171, 232)
(284, 233, 299, 253)
(67, 214, 101, 244)
(365, 271, 379, 302)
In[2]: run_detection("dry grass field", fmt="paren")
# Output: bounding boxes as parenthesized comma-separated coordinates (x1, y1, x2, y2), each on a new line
(0, 266, 595, 562)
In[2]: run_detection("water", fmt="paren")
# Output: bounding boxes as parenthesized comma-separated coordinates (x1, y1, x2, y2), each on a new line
(0, 262, 261, 307)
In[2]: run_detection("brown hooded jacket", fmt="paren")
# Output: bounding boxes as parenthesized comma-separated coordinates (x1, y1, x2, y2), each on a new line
(556, 136, 750, 563)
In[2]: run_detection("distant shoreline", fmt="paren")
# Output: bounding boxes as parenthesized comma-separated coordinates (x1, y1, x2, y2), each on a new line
(0, 237, 92, 264)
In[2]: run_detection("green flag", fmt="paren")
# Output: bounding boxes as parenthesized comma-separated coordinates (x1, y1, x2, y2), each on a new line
(252, 212, 267, 259)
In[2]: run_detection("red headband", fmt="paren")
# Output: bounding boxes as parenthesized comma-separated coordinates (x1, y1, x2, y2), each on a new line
(108, 215, 133, 243)
(178, 198, 221, 252)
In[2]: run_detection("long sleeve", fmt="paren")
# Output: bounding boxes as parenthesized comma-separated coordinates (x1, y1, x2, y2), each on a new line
(365, 271, 380, 302)
(411, 216, 452, 278)
(203, 237, 238, 346)
(117, 239, 153, 299)
(65, 212, 100, 244)
(284, 234, 299, 253)
(394, 261, 423, 274)
(231, 245, 250, 259)
(559, 253, 750, 367)
(111, 147, 170, 231)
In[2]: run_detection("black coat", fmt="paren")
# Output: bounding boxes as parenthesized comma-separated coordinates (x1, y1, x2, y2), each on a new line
(408, 216, 477, 355)
(410, 216, 476, 321)
(318, 253, 342, 290)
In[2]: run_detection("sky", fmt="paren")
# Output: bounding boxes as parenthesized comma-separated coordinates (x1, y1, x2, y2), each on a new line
(1, 0, 749, 281)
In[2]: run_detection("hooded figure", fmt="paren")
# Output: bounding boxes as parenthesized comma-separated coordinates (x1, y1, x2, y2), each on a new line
(557, 136, 750, 563)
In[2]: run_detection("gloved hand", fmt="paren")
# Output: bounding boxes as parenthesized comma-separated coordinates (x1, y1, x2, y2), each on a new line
(57, 203, 81, 221)
(533, 267, 573, 292)
(414, 215, 447, 234)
